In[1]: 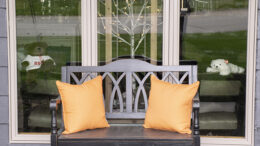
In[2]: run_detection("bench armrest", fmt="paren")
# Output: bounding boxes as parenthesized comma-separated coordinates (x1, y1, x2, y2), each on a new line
(192, 93, 200, 136)
(50, 97, 61, 146)
(50, 97, 61, 135)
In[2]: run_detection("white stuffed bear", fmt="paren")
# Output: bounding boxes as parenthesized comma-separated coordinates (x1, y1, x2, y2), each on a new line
(206, 59, 245, 76)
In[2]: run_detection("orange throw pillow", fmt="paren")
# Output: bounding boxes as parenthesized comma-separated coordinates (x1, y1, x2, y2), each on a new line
(143, 75, 200, 134)
(56, 76, 109, 134)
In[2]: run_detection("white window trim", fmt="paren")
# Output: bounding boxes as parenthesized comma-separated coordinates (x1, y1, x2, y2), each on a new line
(82, 0, 180, 66)
(8, 0, 55, 143)
(8, 0, 257, 145)
(82, 0, 97, 66)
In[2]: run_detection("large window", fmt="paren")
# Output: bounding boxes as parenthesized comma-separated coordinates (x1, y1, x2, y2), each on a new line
(179, 0, 257, 145)
(8, 0, 257, 145)
(11, 0, 81, 141)
(181, 0, 248, 137)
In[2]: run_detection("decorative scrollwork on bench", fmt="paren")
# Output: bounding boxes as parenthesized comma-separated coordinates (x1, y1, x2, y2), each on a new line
(102, 72, 125, 113)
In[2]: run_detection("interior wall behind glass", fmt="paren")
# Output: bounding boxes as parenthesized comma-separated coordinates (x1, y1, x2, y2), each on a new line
(181, 0, 248, 137)
(16, 0, 81, 133)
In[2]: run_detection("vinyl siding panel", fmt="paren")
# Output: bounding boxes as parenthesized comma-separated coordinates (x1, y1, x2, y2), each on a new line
(0, 8, 6, 37)
(0, 38, 8, 66)
(0, 96, 8, 124)
(0, 0, 5, 8)
(0, 124, 9, 146)
(0, 67, 8, 95)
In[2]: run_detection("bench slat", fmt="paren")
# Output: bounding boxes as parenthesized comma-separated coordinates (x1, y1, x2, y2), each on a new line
(106, 112, 146, 119)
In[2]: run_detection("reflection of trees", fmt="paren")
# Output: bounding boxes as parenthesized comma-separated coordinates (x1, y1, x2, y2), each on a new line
(98, 0, 162, 58)
(16, 0, 81, 16)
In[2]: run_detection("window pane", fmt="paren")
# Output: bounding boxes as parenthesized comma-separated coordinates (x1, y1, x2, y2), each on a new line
(16, 0, 81, 133)
(97, 0, 163, 124)
(180, 0, 248, 137)
(97, 0, 163, 65)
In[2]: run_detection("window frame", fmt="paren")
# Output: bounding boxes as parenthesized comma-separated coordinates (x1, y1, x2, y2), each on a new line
(200, 0, 258, 145)
(8, 0, 257, 145)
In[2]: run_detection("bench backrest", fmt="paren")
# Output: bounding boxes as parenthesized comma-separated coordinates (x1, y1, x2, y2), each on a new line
(61, 59, 198, 121)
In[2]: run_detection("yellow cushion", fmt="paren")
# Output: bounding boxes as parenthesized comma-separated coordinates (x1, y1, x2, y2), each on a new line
(143, 75, 200, 134)
(56, 76, 109, 134)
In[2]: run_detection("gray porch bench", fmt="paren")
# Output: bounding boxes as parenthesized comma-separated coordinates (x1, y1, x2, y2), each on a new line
(50, 59, 200, 146)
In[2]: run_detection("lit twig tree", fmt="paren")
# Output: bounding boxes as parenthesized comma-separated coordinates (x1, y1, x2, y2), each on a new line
(98, 0, 162, 58)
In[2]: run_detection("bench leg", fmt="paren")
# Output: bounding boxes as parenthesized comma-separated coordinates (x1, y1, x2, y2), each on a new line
(51, 134, 57, 146)
(194, 135, 200, 146)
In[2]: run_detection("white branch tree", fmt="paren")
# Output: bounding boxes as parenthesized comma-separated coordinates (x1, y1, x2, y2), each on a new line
(98, 0, 162, 58)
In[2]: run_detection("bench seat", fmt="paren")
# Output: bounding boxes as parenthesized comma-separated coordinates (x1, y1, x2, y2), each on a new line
(59, 126, 193, 146)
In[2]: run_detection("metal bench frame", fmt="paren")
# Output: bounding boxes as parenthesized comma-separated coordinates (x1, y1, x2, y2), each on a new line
(50, 59, 200, 146)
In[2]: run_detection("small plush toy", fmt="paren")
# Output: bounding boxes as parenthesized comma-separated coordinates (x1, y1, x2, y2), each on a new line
(206, 59, 245, 76)
(21, 42, 56, 72)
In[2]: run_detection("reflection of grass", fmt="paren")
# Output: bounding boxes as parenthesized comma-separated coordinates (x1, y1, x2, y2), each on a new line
(17, 30, 247, 74)
(98, 33, 163, 62)
(18, 30, 247, 75)
(182, 31, 247, 73)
